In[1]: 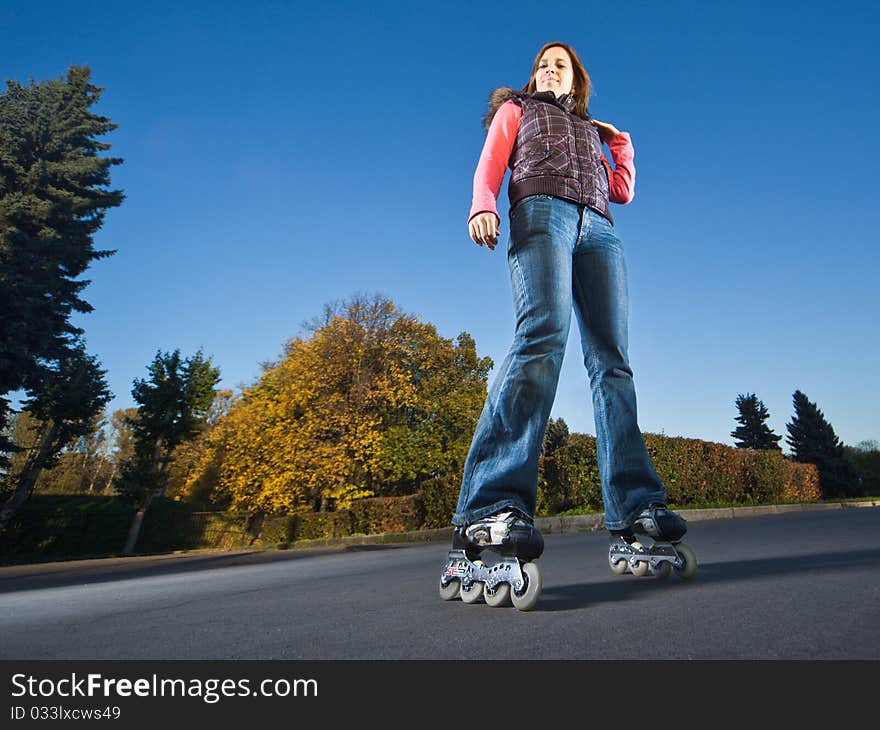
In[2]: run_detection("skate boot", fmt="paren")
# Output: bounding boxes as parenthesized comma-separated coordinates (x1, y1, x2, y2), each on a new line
(439, 509, 544, 611)
(607, 503, 697, 579)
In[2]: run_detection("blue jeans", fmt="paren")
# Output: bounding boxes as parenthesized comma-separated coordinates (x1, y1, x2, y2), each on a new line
(453, 194, 666, 531)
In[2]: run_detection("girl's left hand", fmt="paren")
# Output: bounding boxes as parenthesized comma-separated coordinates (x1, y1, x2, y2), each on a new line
(590, 119, 621, 141)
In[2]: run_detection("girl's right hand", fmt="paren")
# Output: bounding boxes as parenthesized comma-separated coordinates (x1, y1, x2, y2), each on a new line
(468, 212, 501, 250)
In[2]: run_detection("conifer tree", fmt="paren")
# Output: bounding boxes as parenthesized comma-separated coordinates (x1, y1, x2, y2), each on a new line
(731, 393, 782, 450)
(0, 66, 123, 464)
(786, 390, 862, 498)
(0, 411, 40, 495)
(542, 417, 571, 457)
(119, 349, 221, 553)
(0, 342, 111, 534)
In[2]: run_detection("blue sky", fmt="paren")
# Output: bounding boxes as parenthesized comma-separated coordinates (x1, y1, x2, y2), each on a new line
(3, 0, 878, 449)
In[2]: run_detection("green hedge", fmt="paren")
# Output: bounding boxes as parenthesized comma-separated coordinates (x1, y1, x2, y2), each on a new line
(537, 433, 602, 515)
(418, 476, 461, 529)
(537, 433, 820, 515)
(0, 495, 137, 561)
(1, 433, 821, 562)
(138, 499, 258, 552)
(285, 494, 423, 541)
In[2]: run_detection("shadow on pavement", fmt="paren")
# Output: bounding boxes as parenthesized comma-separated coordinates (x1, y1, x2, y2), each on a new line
(0, 547, 352, 594)
(0, 538, 430, 594)
(536, 546, 880, 612)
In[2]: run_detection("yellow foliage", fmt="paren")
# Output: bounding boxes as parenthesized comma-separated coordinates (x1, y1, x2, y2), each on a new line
(185, 294, 492, 514)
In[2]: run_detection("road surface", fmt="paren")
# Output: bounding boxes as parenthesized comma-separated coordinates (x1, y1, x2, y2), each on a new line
(1, 508, 878, 659)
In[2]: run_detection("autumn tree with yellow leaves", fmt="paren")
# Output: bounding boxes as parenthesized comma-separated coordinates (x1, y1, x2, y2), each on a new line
(183, 294, 492, 515)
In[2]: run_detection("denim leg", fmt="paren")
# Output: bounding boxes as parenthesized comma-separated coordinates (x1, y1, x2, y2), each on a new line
(453, 196, 576, 526)
(571, 210, 666, 530)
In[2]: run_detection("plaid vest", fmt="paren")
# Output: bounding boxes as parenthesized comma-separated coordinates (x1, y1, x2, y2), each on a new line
(508, 91, 612, 223)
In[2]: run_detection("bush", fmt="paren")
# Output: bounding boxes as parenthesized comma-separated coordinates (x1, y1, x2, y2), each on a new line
(349, 495, 423, 535)
(782, 460, 821, 502)
(287, 494, 424, 540)
(259, 515, 296, 545)
(3, 433, 825, 562)
(0, 495, 136, 561)
(537, 434, 602, 515)
(538, 433, 820, 513)
(846, 447, 880, 496)
(418, 476, 461, 529)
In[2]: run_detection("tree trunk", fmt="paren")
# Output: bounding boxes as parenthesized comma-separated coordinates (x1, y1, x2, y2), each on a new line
(87, 460, 99, 493)
(122, 436, 164, 555)
(122, 493, 153, 556)
(155, 443, 170, 497)
(87, 455, 106, 494)
(106, 459, 118, 494)
(0, 419, 58, 536)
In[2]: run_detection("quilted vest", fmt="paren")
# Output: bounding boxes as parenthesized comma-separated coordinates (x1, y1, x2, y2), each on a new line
(507, 91, 612, 223)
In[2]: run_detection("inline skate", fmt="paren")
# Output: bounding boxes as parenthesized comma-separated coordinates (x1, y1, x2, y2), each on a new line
(439, 509, 544, 611)
(607, 504, 697, 579)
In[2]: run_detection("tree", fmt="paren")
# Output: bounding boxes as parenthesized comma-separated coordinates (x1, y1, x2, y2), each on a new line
(844, 440, 880, 496)
(118, 349, 221, 554)
(26, 411, 117, 495)
(542, 417, 570, 457)
(163, 389, 235, 504)
(731, 393, 782, 450)
(0, 66, 123, 465)
(0, 342, 111, 534)
(786, 390, 862, 498)
(0, 410, 41, 496)
(187, 293, 492, 515)
(103, 406, 137, 493)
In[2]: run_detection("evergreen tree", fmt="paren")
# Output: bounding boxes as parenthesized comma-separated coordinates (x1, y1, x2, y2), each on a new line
(0, 341, 111, 534)
(0, 66, 123, 464)
(119, 349, 221, 554)
(731, 393, 782, 450)
(0, 410, 40, 496)
(786, 390, 862, 498)
(542, 417, 571, 457)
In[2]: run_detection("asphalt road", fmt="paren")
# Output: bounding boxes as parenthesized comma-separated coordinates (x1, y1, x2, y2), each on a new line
(1, 508, 879, 659)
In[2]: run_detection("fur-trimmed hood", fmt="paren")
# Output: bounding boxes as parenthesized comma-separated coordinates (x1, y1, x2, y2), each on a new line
(481, 86, 521, 131)
(481, 86, 584, 131)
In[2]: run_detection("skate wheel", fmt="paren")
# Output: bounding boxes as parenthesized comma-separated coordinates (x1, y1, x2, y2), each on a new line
(653, 561, 672, 579)
(484, 582, 511, 607)
(439, 578, 460, 601)
(629, 541, 649, 577)
(511, 562, 542, 611)
(673, 542, 698, 579)
(609, 551, 629, 575)
(460, 560, 485, 603)
(460, 579, 484, 603)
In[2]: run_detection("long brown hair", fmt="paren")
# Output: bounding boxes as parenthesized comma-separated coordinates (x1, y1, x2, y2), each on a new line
(521, 41, 592, 118)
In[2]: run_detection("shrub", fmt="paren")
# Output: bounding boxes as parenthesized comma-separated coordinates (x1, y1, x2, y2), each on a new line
(419, 476, 461, 529)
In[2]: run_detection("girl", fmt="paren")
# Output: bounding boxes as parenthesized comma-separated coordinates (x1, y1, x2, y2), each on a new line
(440, 42, 692, 609)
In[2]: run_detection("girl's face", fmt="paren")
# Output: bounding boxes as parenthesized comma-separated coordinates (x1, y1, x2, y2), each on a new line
(534, 46, 575, 97)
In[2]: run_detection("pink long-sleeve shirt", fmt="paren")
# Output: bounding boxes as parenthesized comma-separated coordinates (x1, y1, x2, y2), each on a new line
(468, 99, 636, 224)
